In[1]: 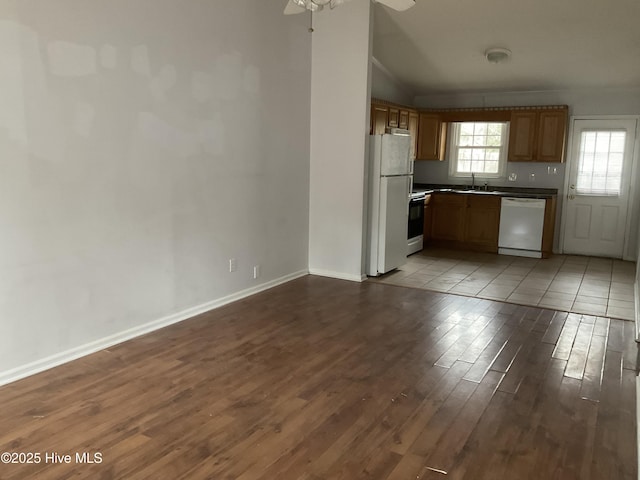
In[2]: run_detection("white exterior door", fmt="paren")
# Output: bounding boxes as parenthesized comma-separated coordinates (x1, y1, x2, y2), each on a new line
(562, 118, 638, 258)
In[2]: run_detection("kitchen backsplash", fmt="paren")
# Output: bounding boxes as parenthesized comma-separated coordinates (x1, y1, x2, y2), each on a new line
(413, 160, 567, 192)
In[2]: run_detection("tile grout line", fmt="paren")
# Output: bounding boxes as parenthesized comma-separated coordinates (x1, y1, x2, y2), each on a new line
(400, 250, 635, 320)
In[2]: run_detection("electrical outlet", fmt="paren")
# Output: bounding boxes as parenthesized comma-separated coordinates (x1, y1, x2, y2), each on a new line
(229, 258, 237, 273)
(253, 265, 260, 279)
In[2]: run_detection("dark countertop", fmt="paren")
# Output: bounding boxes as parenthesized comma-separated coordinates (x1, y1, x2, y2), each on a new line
(413, 183, 558, 199)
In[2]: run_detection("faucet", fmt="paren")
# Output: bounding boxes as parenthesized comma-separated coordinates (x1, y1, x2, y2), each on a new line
(471, 172, 475, 190)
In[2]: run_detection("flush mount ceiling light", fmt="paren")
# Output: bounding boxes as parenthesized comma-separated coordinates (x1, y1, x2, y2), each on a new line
(285, 0, 344, 13)
(485, 48, 512, 64)
(284, 0, 416, 15)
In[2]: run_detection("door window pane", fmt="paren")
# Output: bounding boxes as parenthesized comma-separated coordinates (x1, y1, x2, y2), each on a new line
(576, 130, 626, 195)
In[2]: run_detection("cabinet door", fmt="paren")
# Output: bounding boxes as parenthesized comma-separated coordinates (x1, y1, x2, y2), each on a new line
(408, 112, 419, 160)
(465, 195, 500, 251)
(388, 107, 400, 128)
(371, 104, 389, 135)
(508, 111, 537, 162)
(431, 194, 466, 241)
(398, 110, 409, 129)
(537, 110, 567, 163)
(541, 195, 557, 257)
(417, 113, 445, 161)
(423, 194, 432, 242)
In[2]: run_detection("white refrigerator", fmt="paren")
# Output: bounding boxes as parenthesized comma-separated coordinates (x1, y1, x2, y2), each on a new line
(366, 131, 412, 276)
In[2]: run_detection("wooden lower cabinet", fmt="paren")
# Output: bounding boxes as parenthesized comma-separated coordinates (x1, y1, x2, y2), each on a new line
(464, 195, 501, 252)
(430, 193, 500, 253)
(429, 192, 555, 255)
(431, 193, 467, 243)
(541, 196, 557, 258)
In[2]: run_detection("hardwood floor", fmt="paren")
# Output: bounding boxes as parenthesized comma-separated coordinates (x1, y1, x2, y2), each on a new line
(0, 275, 637, 479)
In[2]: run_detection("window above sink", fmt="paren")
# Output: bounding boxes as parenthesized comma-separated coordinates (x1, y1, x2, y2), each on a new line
(448, 121, 509, 180)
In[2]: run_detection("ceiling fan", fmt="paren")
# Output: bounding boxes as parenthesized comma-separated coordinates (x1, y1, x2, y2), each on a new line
(283, 0, 416, 15)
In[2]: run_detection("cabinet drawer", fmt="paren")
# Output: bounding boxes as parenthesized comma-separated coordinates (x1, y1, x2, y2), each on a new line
(467, 195, 500, 209)
(431, 192, 467, 206)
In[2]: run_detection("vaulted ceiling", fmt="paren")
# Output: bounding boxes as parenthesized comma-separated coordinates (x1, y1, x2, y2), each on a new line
(372, 0, 640, 95)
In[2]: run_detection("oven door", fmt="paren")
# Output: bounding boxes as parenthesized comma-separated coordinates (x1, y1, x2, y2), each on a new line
(408, 196, 425, 255)
(408, 197, 425, 240)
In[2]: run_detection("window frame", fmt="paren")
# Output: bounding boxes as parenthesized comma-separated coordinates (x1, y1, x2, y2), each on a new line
(447, 121, 509, 180)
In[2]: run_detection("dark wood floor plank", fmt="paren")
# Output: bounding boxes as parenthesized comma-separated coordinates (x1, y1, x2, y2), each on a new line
(384, 452, 425, 480)
(408, 378, 478, 456)
(498, 334, 553, 394)
(607, 319, 625, 352)
(542, 311, 569, 344)
(433, 315, 493, 368)
(419, 370, 503, 479)
(622, 320, 639, 372)
(388, 361, 473, 456)
(617, 368, 637, 480)
(579, 332, 608, 402)
(590, 349, 624, 479)
(593, 316, 610, 337)
(513, 357, 569, 479)
(0, 275, 635, 480)
(457, 313, 509, 364)
(462, 323, 517, 383)
(564, 319, 595, 380)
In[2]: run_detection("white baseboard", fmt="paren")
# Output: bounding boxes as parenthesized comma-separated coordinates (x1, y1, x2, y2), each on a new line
(635, 282, 640, 480)
(308, 268, 366, 283)
(637, 375, 640, 480)
(0, 270, 308, 387)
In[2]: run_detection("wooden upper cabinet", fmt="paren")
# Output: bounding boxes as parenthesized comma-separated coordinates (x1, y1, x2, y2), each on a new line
(398, 110, 410, 130)
(371, 104, 388, 135)
(370, 100, 419, 159)
(417, 113, 446, 161)
(508, 111, 537, 162)
(537, 110, 567, 163)
(508, 107, 568, 163)
(388, 107, 400, 128)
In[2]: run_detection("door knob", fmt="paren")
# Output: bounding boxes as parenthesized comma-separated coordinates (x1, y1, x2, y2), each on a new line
(568, 194, 575, 200)
(570, 184, 575, 190)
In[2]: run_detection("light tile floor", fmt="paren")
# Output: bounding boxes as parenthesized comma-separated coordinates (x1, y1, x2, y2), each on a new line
(371, 248, 636, 321)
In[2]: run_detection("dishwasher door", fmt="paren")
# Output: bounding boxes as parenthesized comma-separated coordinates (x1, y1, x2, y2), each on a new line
(498, 197, 546, 257)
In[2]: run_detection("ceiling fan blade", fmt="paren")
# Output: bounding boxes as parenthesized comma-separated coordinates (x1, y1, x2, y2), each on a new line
(284, 0, 307, 15)
(374, 0, 416, 11)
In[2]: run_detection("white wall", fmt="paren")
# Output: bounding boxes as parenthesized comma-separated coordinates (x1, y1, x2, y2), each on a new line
(413, 87, 640, 256)
(308, 0, 372, 281)
(0, 1, 311, 382)
(371, 58, 413, 106)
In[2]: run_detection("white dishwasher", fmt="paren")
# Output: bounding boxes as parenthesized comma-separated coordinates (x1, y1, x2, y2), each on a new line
(498, 197, 546, 258)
